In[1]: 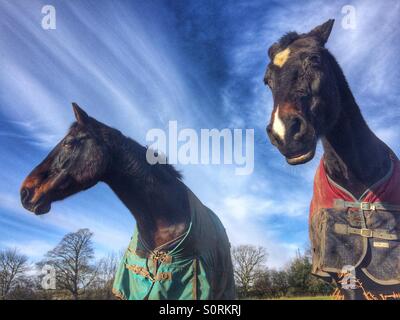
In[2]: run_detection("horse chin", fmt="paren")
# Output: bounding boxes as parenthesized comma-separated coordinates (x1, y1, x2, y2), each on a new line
(286, 148, 315, 165)
(32, 201, 51, 215)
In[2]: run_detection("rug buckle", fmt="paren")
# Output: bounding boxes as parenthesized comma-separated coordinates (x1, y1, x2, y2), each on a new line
(360, 202, 372, 211)
(360, 228, 373, 238)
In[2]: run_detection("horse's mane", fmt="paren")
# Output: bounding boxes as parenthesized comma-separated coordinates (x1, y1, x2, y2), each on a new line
(100, 122, 182, 182)
(278, 32, 300, 48)
(70, 121, 183, 183)
(268, 31, 300, 58)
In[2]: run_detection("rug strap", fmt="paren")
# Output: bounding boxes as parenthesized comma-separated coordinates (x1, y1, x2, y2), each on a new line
(334, 199, 400, 211)
(192, 258, 198, 300)
(334, 223, 400, 240)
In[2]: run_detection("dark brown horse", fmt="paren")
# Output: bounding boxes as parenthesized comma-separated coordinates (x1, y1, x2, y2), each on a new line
(264, 20, 400, 299)
(20, 103, 235, 299)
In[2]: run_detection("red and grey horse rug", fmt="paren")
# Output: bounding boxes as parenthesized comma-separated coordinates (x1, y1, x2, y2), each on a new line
(310, 154, 400, 285)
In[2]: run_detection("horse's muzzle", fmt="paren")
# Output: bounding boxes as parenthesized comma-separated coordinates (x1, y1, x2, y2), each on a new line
(20, 187, 51, 215)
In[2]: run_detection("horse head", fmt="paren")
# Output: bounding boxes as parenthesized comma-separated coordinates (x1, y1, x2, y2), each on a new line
(264, 19, 340, 165)
(20, 103, 111, 214)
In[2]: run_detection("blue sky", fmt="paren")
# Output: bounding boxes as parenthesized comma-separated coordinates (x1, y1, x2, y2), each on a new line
(0, 0, 399, 268)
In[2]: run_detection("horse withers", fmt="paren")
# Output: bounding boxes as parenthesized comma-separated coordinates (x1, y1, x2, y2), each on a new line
(264, 19, 400, 299)
(20, 103, 235, 300)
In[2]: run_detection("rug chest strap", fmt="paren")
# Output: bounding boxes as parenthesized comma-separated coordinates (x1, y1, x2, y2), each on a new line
(334, 223, 399, 240)
(192, 257, 198, 300)
(334, 199, 400, 211)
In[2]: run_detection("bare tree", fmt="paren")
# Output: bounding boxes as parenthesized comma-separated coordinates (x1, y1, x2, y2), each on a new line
(98, 253, 120, 283)
(87, 252, 121, 299)
(0, 248, 29, 300)
(39, 228, 97, 300)
(6, 275, 41, 300)
(232, 245, 267, 297)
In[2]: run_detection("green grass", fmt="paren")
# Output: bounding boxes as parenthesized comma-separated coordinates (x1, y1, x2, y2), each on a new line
(266, 295, 333, 300)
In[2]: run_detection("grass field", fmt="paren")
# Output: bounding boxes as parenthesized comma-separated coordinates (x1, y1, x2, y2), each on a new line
(265, 296, 333, 300)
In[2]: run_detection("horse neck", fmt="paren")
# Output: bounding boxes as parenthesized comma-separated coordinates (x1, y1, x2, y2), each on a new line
(321, 59, 391, 198)
(102, 135, 190, 248)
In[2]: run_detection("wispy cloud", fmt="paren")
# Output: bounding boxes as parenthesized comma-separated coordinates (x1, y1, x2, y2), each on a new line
(1, 239, 54, 259)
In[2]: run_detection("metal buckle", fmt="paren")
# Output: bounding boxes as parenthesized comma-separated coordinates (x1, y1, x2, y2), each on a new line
(360, 228, 373, 237)
(151, 251, 172, 264)
(360, 202, 371, 210)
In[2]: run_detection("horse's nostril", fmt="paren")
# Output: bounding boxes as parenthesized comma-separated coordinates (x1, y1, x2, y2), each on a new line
(293, 117, 307, 141)
(291, 118, 301, 135)
(20, 187, 30, 203)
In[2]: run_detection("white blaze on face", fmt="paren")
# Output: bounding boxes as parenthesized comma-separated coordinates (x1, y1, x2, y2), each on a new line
(272, 105, 286, 141)
(273, 48, 291, 67)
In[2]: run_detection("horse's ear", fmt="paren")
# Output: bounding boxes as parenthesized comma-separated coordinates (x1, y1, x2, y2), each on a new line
(307, 19, 335, 45)
(72, 102, 89, 124)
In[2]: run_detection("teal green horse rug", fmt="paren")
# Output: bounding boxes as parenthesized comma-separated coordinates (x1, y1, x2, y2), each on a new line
(112, 189, 236, 300)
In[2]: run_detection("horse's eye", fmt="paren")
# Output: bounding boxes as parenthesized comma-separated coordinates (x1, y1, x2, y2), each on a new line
(63, 139, 77, 148)
(264, 77, 273, 89)
(308, 55, 321, 66)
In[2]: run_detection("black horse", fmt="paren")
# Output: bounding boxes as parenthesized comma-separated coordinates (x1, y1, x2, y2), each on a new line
(20, 103, 235, 300)
(265, 19, 400, 299)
